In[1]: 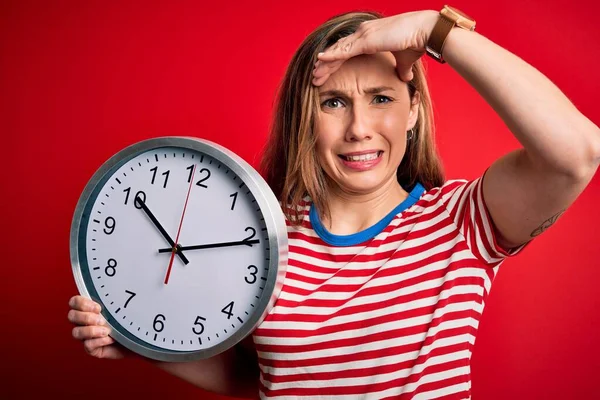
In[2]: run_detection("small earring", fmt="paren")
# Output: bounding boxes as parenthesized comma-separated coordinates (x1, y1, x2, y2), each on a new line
(407, 129, 414, 140)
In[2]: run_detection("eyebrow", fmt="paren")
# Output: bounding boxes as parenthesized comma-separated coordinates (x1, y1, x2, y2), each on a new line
(318, 86, 396, 97)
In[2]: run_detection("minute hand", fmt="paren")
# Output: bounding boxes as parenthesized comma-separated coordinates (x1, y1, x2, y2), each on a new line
(158, 239, 260, 253)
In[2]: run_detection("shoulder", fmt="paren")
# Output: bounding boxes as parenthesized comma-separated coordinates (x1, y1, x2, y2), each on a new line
(279, 196, 312, 226)
(414, 178, 476, 207)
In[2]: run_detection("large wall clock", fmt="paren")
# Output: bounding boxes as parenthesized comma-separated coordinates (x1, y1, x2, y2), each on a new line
(70, 136, 288, 362)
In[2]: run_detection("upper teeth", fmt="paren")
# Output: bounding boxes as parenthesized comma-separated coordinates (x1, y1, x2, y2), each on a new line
(346, 152, 379, 161)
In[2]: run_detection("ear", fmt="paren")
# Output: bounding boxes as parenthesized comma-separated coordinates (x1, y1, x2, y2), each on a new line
(406, 90, 420, 131)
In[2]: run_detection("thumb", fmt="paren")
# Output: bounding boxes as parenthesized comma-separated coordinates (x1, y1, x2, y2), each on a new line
(393, 48, 424, 82)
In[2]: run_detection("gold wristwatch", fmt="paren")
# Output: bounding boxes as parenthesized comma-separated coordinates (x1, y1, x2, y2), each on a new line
(425, 5, 476, 63)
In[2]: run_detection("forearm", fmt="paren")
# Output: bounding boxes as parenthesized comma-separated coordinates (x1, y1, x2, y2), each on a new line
(440, 21, 600, 176)
(146, 346, 259, 398)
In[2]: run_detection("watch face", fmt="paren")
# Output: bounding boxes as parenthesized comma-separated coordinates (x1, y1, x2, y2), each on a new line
(70, 137, 287, 361)
(444, 6, 476, 30)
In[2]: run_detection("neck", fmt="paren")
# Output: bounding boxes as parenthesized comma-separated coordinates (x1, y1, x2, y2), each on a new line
(321, 175, 408, 235)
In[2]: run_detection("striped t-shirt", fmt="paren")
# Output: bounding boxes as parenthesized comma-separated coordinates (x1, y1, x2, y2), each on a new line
(253, 176, 529, 399)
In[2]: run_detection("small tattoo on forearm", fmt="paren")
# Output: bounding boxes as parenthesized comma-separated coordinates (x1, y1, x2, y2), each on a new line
(530, 209, 566, 237)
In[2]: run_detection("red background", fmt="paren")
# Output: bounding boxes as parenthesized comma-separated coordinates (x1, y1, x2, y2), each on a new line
(2, 0, 599, 399)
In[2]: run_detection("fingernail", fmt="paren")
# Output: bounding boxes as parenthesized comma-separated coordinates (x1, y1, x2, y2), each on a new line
(97, 316, 104, 325)
(101, 328, 109, 336)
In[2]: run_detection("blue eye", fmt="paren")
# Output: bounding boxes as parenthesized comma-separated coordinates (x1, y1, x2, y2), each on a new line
(322, 98, 344, 108)
(373, 95, 392, 104)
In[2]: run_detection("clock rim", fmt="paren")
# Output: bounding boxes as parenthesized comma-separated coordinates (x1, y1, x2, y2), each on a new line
(70, 136, 288, 362)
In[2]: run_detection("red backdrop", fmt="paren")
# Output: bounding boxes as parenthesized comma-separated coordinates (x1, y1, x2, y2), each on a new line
(2, 0, 599, 398)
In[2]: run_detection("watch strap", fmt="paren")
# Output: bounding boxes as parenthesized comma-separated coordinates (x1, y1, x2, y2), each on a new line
(425, 15, 456, 64)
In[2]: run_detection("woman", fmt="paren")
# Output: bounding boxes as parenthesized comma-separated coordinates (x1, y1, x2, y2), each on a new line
(67, 8, 600, 399)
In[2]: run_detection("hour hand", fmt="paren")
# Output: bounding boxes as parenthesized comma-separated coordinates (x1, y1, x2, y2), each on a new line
(158, 239, 260, 253)
(134, 195, 189, 265)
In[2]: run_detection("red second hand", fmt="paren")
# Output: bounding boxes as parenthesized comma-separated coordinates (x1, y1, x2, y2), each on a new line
(164, 165, 196, 285)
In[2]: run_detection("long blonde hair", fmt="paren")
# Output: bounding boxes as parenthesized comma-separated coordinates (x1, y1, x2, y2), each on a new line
(259, 11, 445, 225)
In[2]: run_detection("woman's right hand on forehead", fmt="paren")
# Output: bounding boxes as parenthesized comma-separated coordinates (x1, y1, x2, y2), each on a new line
(67, 295, 130, 359)
(313, 10, 440, 85)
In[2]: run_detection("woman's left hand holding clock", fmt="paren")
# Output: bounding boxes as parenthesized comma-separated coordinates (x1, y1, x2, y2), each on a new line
(67, 295, 132, 359)
(67, 295, 260, 396)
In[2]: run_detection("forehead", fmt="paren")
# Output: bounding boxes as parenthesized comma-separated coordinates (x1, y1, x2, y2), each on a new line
(318, 52, 401, 93)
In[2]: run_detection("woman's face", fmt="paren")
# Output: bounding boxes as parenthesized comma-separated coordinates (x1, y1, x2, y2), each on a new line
(314, 51, 419, 196)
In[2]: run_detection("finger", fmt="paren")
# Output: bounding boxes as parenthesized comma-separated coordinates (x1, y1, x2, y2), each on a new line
(69, 295, 101, 313)
(68, 309, 105, 326)
(317, 34, 364, 62)
(393, 49, 423, 82)
(313, 59, 344, 79)
(396, 66, 414, 83)
(84, 336, 115, 352)
(83, 337, 122, 359)
(312, 72, 331, 87)
(72, 325, 110, 340)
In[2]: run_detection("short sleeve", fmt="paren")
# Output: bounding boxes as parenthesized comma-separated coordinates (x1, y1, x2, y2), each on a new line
(438, 174, 530, 266)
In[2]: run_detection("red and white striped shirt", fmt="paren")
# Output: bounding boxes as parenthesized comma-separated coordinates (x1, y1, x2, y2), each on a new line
(253, 177, 528, 399)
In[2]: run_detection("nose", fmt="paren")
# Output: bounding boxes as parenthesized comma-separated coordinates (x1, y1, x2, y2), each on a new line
(345, 104, 373, 142)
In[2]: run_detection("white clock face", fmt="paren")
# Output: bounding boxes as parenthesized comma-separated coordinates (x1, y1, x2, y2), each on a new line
(81, 146, 271, 352)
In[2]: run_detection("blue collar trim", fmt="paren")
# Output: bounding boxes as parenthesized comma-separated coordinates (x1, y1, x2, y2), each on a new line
(309, 182, 426, 247)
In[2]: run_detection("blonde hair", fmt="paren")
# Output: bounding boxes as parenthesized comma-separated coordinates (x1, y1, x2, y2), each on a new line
(259, 10, 445, 225)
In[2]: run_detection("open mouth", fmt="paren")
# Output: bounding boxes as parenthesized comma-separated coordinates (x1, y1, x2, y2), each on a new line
(338, 151, 383, 162)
